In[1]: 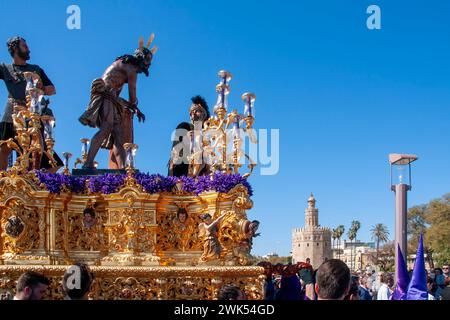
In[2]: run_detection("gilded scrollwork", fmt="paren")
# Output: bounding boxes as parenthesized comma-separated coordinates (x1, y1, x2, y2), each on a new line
(0, 170, 262, 297)
(0, 265, 264, 300)
(1, 199, 40, 255)
(157, 203, 202, 252)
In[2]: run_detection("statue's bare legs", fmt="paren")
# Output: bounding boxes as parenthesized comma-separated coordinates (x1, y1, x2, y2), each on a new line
(84, 100, 126, 169)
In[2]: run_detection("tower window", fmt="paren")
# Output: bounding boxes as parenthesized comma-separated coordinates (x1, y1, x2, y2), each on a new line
(307, 243, 309, 247)
(317, 243, 319, 246)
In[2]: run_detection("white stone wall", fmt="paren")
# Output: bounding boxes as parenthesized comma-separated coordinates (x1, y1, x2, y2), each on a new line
(292, 229, 332, 269)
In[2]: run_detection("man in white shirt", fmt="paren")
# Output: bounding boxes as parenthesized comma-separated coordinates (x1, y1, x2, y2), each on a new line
(377, 273, 391, 300)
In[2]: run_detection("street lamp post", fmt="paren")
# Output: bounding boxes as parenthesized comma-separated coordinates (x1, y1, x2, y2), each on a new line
(389, 153, 418, 279)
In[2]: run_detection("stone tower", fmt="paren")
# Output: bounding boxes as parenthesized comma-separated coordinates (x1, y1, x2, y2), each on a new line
(292, 194, 332, 269)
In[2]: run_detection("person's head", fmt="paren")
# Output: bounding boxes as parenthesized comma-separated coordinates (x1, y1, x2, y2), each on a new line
(115, 35, 156, 77)
(15, 271, 49, 300)
(434, 268, 443, 276)
(378, 272, 387, 284)
(315, 259, 350, 300)
(177, 208, 187, 223)
(273, 263, 283, 275)
(133, 48, 153, 76)
(133, 35, 156, 77)
(443, 263, 449, 276)
(189, 95, 210, 123)
(345, 276, 360, 300)
(387, 274, 394, 288)
(351, 275, 360, 286)
(62, 263, 94, 300)
(218, 285, 246, 300)
(257, 261, 273, 278)
(172, 122, 194, 149)
(306, 258, 311, 264)
(360, 277, 367, 288)
(7, 36, 30, 61)
(249, 220, 260, 234)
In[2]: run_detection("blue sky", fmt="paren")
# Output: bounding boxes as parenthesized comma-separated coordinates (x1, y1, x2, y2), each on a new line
(0, 0, 449, 256)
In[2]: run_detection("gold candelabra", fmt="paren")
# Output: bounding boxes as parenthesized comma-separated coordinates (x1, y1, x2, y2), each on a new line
(0, 72, 57, 173)
(194, 70, 257, 178)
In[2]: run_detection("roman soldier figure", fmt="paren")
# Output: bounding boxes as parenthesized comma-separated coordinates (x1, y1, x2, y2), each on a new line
(168, 95, 211, 177)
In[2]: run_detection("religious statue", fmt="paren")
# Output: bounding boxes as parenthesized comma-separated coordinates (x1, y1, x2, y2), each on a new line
(79, 35, 157, 169)
(0, 36, 63, 172)
(198, 211, 227, 263)
(77, 206, 103, 251)
(234, 219, 260, 265)
(171, 208, 196, 251)
(168, 96, 211, 177)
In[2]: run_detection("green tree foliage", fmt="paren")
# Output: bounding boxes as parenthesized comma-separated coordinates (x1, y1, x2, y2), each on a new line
(407, 194, 450, 267)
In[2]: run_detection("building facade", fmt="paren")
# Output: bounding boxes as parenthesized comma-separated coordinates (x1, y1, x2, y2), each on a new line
(292, 194, 332, 269)
(333, 241, 377, 271)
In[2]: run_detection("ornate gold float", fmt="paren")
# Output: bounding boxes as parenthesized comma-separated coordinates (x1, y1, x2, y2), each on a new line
(0, 171, 263, 299)
(0, 69, 263, 299)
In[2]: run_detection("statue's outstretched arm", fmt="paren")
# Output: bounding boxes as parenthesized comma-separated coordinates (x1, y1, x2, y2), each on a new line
(207, 212, 227, 230)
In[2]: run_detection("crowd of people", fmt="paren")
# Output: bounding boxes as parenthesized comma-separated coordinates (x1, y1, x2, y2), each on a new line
(256, 260, 450, 301)
(1, 260, 449, 300)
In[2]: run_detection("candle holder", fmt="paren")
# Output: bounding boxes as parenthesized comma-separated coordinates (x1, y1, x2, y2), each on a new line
(124, 143, 138, 176)
(0, 71, 60, 173)
(41, 114, 58, 168)
(200, 71, 257, 178)
(242, 92, 257, 144)
(75, 138, 90, 169)
(62, 152, 72, 175)
(213, 70, 232, 120)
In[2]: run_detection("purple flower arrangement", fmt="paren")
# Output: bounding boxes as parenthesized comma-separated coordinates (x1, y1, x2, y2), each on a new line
(88, 174, 125, 194)
(35, 171, 253, 196)
(134, 173, 177, 193)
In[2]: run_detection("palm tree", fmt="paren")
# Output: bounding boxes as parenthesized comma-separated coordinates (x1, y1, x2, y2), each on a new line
(351, 220, 361, 270)
(347, 221, 361, 270)
(336, 225, 345, 260)
(332, 228, 338, 253)
(347, 227, 356, 270)
(371, 223, 390, 264)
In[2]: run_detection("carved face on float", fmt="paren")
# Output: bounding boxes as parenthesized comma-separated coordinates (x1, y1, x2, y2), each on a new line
(177, 210, 187, 224)
(82, 208, 96, 228)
